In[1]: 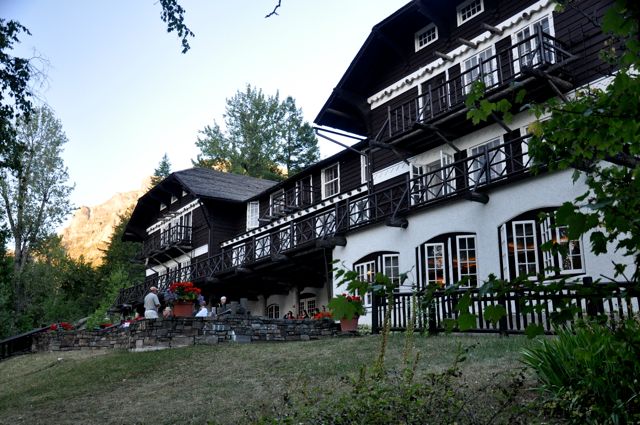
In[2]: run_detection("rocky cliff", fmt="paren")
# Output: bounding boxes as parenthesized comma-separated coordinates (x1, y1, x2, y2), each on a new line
(60, 177, 151, 266)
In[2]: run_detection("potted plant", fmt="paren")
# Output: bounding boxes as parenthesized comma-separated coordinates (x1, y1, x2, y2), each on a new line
(164, 281, 202, 317)
(328, 293, 366, 331)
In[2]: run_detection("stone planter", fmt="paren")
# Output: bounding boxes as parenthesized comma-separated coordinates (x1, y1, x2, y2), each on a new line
(172, 301, 194, 317)
(339, 317, 359, 332)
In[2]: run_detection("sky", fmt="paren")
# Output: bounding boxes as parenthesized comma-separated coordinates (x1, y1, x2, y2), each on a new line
(1, 0, 409, 210)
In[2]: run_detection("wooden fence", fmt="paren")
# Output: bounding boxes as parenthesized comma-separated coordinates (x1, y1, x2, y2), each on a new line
(371, 280, 640, 335)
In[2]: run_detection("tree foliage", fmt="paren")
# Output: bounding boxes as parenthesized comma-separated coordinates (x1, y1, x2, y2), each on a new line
(0, 18, 33, 170)
(0, 106, 74, 319)
(158, 0, 194, 54)
(194, 85, 319, 180)
(151, 152, 172, 186)
(528, 0, 640, 281)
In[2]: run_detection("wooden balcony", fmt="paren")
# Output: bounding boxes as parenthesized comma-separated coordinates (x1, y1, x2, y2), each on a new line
(139, 224, 193, 260)
(259, 183, 320, 223)
(375, 28, 574, 143)
(115, 135, 534, 307)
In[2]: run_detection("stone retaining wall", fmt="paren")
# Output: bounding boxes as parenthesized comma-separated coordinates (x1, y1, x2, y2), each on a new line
(32, 315, 342, 353)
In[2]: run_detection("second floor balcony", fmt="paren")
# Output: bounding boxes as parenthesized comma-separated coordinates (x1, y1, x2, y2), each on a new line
(139, 224, 193, 260)
(376, 27, 574, 143)
(113, 133, 534, 306)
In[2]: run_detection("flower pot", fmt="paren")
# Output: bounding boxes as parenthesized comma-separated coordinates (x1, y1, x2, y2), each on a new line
(340, 317, 359, 332)
(172, 301, 194, 317)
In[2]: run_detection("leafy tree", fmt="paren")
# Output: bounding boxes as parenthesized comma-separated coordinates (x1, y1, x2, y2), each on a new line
(98, 208, 144, 286)
(426, 0, 640, 339)
(528, 0, 640, 281)
(0, 19, 34, 171)
(194, 85, 319, 180)
(151, 152, 172, 186)
(158, 0, 194, 53)
(0, 106, 74, 317)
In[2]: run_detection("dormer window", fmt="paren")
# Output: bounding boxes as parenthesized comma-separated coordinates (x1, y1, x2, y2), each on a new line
(457, 0, 484, 26)
(415, 23, 438, 51)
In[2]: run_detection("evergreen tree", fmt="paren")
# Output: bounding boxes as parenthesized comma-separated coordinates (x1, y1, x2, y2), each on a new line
(278, 96, 320, 176)
(151, 153, 172, 186)
(193, 85, 319, 180)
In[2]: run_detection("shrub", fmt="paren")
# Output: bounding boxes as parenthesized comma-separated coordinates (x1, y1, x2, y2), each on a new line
(521, 319, 640, 424)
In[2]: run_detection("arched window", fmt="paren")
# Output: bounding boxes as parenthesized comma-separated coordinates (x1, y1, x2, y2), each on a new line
(353, 251, 401, 304)
(267, 304, 280, 319)
(499, 208, 584, 281)
(417, 233, 478, 288)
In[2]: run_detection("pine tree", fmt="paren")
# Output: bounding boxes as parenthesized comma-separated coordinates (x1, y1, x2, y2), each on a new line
(151, 153, 172, 186)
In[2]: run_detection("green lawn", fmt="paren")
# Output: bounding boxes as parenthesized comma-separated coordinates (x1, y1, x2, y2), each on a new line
(0, 334, 546, 424)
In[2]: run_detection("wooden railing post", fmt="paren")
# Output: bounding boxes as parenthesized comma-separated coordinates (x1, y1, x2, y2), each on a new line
(371, 293, 380, 334)
(583, 276, 604, 318)
(498, 294, 509, 336)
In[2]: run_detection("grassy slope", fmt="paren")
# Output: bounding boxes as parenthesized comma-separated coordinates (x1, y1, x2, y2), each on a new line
(0, 334, 539, 425)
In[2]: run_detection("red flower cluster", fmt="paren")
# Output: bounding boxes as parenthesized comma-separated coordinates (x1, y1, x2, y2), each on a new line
(168, 281, 201, 301)
(345, 294, 362, 303)
(313, 311, 333, 320)
(49, 322, 74, 331)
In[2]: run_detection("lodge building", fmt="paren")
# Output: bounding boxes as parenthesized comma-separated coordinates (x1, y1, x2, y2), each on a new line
(119, 0, 632, 325)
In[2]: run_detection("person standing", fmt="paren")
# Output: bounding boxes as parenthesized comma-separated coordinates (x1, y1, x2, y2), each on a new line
(144, 286, 160, 319)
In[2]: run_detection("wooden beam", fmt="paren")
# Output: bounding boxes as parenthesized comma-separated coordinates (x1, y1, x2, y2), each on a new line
(386, 217, 409, 228)
(435, 51, 454, 62)
(458, 38, 478, 49)
(465, 191, 490, 204)
(373, 26, 409, 65)
(482, 22, 503, 35)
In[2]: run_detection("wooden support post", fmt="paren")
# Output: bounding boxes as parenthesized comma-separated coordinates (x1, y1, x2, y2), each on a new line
(371, 294, 380, 334)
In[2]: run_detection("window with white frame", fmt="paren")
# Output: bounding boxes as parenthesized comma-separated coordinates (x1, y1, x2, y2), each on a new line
(410, 151, 454, 205)
(382, 254, 400, 286)
(419, 233, 478, 288)
(468, 137, 505, 186)
(456, 235, 478, 286)
(355, 261, 375, 306)
(499, 209, 585, 281)
(424, 243, 446, 287)
(296, 176, 313, 207)
(349, 196, 370, 226)
(463, 47, 497, 94)
(360, 155, 369, 185)
(246, 201, 259, 230)
(513, 16, 554, 75)
(415, 23, 438, 51)
(299, 298, 316, 317)
(267, 304, 280, 319)
(270, 189, 285, 216)
(321, 163, 340, 199)
(457, 0, 484, 26)
(354, 252, 401, 305)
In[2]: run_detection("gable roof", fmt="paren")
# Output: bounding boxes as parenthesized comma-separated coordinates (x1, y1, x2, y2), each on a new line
(123, 168, 277, 241)
(314, 0, 458, 134)
(173, 168, 277, 202)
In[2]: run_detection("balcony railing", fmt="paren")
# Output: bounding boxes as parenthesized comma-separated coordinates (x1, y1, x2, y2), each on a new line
(376, 27, 574, 143)
(114, 135, 533, 306)
(140, 224, 192, 258)
(260, 184, 320, 223)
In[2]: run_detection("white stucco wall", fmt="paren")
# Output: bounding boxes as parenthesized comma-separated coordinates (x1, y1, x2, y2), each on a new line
(334, 170, 634, 325)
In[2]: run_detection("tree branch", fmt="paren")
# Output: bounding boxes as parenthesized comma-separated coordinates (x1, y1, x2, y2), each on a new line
(265, 0, 282, 18)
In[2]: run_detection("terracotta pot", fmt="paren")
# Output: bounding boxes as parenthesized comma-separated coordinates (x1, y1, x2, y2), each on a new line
(340, 317, 359, 332)
(172, 301, 194, 317)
